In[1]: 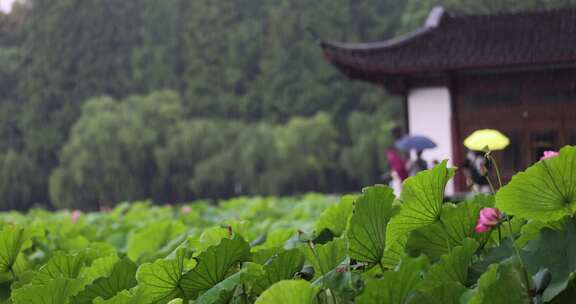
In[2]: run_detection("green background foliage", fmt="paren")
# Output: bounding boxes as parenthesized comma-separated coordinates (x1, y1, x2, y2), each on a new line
(1, 0, 576, 209)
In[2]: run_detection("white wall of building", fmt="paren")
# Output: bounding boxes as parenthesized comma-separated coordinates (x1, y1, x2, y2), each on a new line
(0, 0, 16, 13)
(407, 87, 454, 194)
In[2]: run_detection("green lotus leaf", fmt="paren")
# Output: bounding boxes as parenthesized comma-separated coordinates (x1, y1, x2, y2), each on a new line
(31, 251, 87, 285)
(180, 238, 251, 298)
(79, 254, 120, 284)
(407, 282, 467, 304)
(252, 228, 294, 251)
(252, 249, 304, 294)
(312, 268, 363, 301)
(468, 260, 530, 304)
(347, 185, 398, 268)
(196, 262, 263, 304)
(0, 225, 42, 275)
(548, 279, 576, 304)
(386, 161, 455, 264)
(136, 247, 189, 304)
(127, 221, 186, 262)
(469, 239, 515, 283)
(93, 290, 134, 304)
(254, 280, 320, 304)
(522, 219, 576, 301)
(188, 226, 229, 254)
(516, 217, 565, 248)
(426, 238, 478, 285)
(302, 237, 346, 279)
(73, 257, 137, 303)
(496, 145, 576, 222)
(357, 255, 429, 304)
(406, 199, 487, 261)
(11, 277, 85, 304)
(315, 195, 355, 237)
(26, 243, 115, 286)
(251, 247, 284, 265)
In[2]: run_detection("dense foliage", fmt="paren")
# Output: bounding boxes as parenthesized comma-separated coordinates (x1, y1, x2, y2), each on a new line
(1, 146, 575, 303)
(3, 0, 576, 209)
(0, 0, 403, 210)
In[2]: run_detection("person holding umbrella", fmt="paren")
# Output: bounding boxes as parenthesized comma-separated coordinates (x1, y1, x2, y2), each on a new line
(395, 134, 437, 176)
(463, 150, 491, 193)
(462, 129, 510, 194)
(408, 150, 428, 176)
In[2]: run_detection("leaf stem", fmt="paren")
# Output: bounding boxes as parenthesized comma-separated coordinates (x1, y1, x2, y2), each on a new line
(487, 154, 503, 189)
(9, 267, 16, 281)
(177, 284, 187, 301)
(316, 292, 323, 304)
(242, 283, 249, 304)
(308, 240, 338, 303)
(497, 224, 502, 245)
(239, 262, 249, 303)
(308, 241, 327, 276)
(327, 289, 337, 304)
(484, 173, 496, 195)
(478, 233, 491, 251)
(377, 261, 386, 274)
(505, 216, 532, 296)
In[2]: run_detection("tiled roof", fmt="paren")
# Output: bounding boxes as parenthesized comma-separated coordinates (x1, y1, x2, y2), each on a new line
(321, 6, 576, 78)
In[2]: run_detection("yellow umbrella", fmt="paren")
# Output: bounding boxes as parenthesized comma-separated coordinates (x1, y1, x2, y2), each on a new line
(464, 129, 510, 151)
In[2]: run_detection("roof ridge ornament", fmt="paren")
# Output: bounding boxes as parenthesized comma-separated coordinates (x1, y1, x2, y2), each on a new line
(425, 6, 446, 28)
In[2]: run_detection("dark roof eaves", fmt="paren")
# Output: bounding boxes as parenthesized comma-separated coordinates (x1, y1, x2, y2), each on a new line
(320, 26, 434, 53)
(319, 6, 446, 53)
(326, 54, 576, 76)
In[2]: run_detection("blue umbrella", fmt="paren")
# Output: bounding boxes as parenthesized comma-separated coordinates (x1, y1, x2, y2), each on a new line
(395, 135, 437, 151)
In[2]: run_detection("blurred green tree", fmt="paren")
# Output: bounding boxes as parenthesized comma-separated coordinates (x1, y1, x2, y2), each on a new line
(0, 150, 37, 210)
(18, 0, 144, 205)
(340, 110, 396, 186)
(195, 113, 340, 196)
(155, 119, 246, 202)
(49, 91, 182, 209)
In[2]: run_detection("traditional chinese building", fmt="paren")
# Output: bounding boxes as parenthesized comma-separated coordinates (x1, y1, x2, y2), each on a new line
(320, 6, 576, 193)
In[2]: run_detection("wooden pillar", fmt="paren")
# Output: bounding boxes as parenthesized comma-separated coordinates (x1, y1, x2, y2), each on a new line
(449, 74, 464, 193)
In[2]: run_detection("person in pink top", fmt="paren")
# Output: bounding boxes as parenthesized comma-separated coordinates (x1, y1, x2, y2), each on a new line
(387, 148, 409, 181)
(387, 127, 409, 195)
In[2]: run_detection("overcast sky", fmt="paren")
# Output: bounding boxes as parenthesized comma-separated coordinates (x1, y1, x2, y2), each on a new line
(0, 0, 16, 13)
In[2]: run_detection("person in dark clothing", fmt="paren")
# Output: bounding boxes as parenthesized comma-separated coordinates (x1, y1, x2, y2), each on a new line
(462, 150, 491, 193)
(408, 150, 428, 176)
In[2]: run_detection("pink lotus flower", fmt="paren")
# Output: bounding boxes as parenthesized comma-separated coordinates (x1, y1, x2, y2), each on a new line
(475, 222, 492, 233)
(180, 206, 192, 214)
(71, 210, 82, 224)
(540, 150, 559, 160)
(475, 207, 502, 233)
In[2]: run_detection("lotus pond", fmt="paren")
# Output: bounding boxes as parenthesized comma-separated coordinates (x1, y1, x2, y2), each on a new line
(1, 146, 576, 303)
